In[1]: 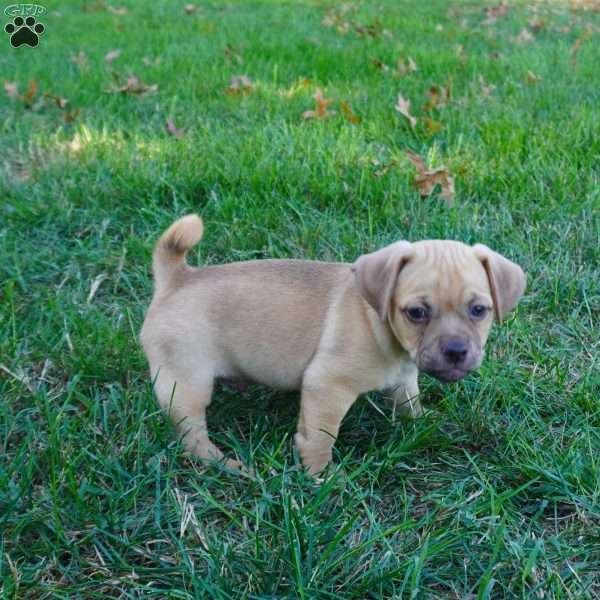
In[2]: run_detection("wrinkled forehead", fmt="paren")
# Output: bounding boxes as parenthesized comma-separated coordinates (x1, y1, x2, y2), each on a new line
(397, 241, 491, 305)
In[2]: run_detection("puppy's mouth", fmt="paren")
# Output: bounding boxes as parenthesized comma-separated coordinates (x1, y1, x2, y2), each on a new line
(425, 367, 470, 382)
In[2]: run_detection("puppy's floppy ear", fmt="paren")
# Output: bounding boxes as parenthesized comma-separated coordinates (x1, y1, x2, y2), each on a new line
(352, 241, 413, 321)
(473, 244, 526, 322)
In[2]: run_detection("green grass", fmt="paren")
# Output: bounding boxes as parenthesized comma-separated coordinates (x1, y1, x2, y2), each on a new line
(1, 0, 599, 597)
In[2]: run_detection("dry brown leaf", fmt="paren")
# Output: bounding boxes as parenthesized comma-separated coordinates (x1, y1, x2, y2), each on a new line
(527, 17, 546, 32)
(394, 93, 416, 129)
(322, 3, 354, 34)
(405, 150, 455, 205)
(405, 151, 426, 173)
(20, 80, 38, 107)
(371, 58, 390, 72)
(526, 70, 542, 84)
(109, 75, 158, 95)
(4, 81, 18, 98)
(354, 19, 384, 38)
(166, 117, 186, 139)
(397, 56, 418, 76)
(107, 5, 127, 14)
(483, 2, 508, 24)
(184, 4, 198, 14)
(340, 100, 360, 124)
(225, 75, 254, 95)
(478, 75, 496, 97)
(44, 93, 69, 109)
(302, 88, 336, 119)
(105, 48, 122, 63)
(515, 28, 534, 44)
(424, 77, 452, 111)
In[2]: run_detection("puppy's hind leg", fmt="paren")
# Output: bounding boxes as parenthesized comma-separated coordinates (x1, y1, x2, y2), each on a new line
(153, 371, 241, 469)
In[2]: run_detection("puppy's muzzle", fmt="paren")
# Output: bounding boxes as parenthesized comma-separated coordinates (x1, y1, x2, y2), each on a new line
(419, 336, 481, 382)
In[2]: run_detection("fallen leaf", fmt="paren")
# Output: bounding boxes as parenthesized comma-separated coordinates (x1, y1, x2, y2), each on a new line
(483, 2, 508, 24)
(166, 117, 186, 139)
(526, 70, 542, 84)
(225, 74, 254, 95)
(527, 17, 545, 32)
(397, 56, 418, 76)
(424, 76, 452, 111)
(515, 28, 534, 44)
(4, 80, 18, 98)
(184, 4, 198, 14)
(70, 50, 88, 69)
(478, 75, 496, 97)
(394, 93, 417, 129)
(44, 93, 69, 109)
(405, 150, 455, 205)
(107, 5, 127, 14)
(371, 58, 390, 72)
(322, 4, 354, 34)
(340, 100, 360, 124)
(302, 87, 336, 119)
(109, 75, 158, 95)
(405, 151, 426, 173)
(105, 48, 122, 63)
(354, 19, 384, 38)
(20, 80, 38, 107)
(225, 44, 243, 64)
(455, 44, 467, 65)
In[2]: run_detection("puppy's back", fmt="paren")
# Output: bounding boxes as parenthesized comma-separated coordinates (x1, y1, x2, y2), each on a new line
(145, 259, 352, 389)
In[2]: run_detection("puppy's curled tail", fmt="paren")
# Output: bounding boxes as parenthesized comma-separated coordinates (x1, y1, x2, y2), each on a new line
(152, 214, 203, 295)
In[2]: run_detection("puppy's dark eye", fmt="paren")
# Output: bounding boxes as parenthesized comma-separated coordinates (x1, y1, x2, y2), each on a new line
(470, 304, 488, 319)
(406, 307, 429, 322)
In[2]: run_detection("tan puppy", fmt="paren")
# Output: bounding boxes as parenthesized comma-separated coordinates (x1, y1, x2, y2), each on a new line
(140, 215, 526, 474)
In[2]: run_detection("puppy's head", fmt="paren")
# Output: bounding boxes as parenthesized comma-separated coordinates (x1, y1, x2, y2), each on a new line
(353, 240, 526, 382)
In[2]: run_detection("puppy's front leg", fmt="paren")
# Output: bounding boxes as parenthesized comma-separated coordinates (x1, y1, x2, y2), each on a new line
(295, 377, 357, 475)
(385, 363, 423, 419)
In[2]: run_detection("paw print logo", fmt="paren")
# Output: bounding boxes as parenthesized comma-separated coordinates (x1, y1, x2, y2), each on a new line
(5, 15, 45, 47)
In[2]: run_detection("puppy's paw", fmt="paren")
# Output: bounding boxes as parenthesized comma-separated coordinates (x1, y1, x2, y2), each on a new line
(390, 398, 424, 420)
(182, 430, 247, 472)
(294, 432, 333, 477)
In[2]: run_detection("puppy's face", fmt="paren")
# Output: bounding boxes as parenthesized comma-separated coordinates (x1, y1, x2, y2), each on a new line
(353, 240, 526, 382)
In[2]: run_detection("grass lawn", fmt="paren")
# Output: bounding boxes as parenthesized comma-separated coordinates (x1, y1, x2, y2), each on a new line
(1, 0, 600, 597)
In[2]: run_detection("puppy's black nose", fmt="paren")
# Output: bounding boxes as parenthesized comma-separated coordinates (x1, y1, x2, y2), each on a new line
(441, 339, 468, 365)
